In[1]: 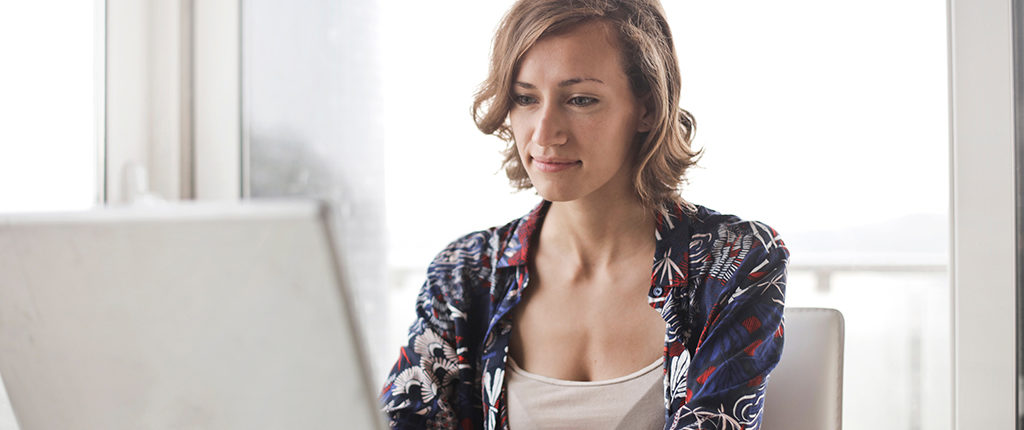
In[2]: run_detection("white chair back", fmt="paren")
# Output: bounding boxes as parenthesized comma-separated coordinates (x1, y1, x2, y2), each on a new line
(762, 307, 845, 430)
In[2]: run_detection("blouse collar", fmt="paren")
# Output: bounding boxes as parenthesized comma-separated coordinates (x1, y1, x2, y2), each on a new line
(494, 201, 693, 292)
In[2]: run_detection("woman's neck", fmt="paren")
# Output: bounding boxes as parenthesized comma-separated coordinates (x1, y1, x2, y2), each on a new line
(540, 196, 656, 270)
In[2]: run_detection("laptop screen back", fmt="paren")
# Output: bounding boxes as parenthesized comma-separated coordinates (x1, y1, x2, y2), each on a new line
(0, 201, 384, 429)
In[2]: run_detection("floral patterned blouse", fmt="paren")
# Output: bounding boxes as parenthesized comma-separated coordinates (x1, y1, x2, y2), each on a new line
(380, 200, 788, 429)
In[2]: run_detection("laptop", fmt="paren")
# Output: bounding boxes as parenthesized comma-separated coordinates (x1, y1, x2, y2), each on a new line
(0, 200, 385, 429)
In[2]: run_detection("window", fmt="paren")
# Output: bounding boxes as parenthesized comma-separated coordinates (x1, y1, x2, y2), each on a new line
(0, 1, 102, 213)
(5, 0, 1017, 427)
(242, 1, 961, 428)
(242, 0, 392, 375)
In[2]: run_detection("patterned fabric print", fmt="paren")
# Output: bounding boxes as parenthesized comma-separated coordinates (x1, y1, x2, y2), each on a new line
(380, 201, 788, 430)
(675, 210, 788, 430)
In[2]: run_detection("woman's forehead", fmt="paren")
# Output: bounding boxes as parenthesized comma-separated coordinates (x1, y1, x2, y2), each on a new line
(515, 20, 628, 83)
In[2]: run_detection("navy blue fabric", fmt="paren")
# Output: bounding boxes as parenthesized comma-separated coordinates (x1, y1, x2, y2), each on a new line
(381, 201, 788, 429)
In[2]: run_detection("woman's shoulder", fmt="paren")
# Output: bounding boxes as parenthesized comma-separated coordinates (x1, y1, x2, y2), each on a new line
(681, 203, 789, 287)
(686, 203, 788, 257)
(424, 209, 533, 287)
(674, 203, 789, 338)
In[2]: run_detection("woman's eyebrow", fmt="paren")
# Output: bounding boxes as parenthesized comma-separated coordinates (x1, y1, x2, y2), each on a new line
(558, 77, 604, 87)
(513, 77, 605, 89)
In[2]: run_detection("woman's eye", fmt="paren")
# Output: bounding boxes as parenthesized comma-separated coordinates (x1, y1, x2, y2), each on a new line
(513, 95, 536, 106)
(567, 96, 598, 107)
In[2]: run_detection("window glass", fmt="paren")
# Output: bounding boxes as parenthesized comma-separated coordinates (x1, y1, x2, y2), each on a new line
(0, 2, 100, 213)
(242, 0, 391, 375)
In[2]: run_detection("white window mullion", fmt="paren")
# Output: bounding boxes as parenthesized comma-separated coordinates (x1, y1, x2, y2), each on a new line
(193, 0, 242, 201)
(1014, 0, 1024, 422)
(105, 0, 240, 203)
(949, 0, 1018, 428)
(104, 0, 149, 204)
(95, 0, 106, 204)
(105, 0, 191, 204)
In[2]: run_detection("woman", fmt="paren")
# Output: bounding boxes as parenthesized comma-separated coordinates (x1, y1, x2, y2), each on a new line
(381, 1, 788, 429)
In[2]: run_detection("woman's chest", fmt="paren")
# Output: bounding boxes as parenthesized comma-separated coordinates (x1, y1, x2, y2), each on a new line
(505, 264, 666, 382)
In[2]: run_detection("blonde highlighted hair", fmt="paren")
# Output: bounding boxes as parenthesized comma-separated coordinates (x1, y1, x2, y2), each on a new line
(473, 0, 699, 210)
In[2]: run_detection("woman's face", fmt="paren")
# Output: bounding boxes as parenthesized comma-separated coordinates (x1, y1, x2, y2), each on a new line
(509, 20, 649, 205)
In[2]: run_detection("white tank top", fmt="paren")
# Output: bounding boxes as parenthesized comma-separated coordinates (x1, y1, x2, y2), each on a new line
(506, 357, 665, 429)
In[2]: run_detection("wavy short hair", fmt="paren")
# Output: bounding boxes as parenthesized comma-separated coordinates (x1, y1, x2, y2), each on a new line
(472, 0, 699, 210)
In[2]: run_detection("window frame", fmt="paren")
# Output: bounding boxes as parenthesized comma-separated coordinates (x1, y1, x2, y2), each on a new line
(104, 0, 239, 204)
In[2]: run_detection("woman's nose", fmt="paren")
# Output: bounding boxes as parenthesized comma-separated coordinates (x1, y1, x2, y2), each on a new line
(532, 104, 567, 147)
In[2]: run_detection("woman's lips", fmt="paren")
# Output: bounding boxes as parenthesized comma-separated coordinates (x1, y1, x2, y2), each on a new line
(532, 157, 581, 173)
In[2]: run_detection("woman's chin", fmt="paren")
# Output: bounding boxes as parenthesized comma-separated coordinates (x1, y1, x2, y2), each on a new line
(531, 185, 580, 203)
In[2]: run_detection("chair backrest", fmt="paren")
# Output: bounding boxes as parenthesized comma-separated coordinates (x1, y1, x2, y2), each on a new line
(761, 307, 845, 430)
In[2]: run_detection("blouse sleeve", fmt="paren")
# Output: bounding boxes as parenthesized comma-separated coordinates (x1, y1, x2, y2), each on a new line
(671, 235, 789, 430)
(379, 272, 464, 428)
(379, 230, 492, 429)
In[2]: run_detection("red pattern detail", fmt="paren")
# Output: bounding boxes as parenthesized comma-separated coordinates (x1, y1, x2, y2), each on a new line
(741, 316, 762, 333)
(775, 323, 784, 338)
(744, 339, 763, 356)
(747, 374, 763, 387)
(667, 251, 689, 289)
(506, 203, 547, 266)
(696, 366, 717, 384)
(668, 342, 687, 357)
